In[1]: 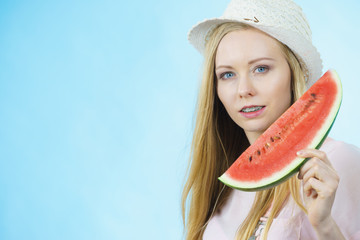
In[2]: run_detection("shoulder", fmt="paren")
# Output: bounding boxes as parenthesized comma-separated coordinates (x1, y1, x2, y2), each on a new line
(320, 137, 360, 173)
(320, 137, 360, 190)
(319, 138, 360, 238)
(320, 137, 360, 196)
(320, 137, 360, 155)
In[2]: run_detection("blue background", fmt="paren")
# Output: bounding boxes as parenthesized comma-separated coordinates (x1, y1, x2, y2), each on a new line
(0, 0, 359, 239)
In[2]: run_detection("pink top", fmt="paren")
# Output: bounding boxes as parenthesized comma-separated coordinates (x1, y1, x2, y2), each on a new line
(203, 138, 360, 240)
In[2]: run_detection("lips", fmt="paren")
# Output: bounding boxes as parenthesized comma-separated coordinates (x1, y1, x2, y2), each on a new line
(240, 105, 265, 113)
(239, 105, 266, 118)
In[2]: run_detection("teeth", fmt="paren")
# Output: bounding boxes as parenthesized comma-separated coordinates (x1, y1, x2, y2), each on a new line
(242, 106, 263, 113)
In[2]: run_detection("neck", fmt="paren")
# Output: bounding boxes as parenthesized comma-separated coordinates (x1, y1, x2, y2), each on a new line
(245, 131, 263, 145)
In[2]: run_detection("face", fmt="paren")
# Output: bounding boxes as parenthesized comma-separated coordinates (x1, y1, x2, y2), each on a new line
(215, 29, 292, 143)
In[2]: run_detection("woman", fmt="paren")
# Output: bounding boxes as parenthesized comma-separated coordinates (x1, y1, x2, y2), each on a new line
(182, 0, 360, 239)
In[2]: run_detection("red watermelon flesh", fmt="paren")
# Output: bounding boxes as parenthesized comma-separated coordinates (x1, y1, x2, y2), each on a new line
(218, 69, 342, 191)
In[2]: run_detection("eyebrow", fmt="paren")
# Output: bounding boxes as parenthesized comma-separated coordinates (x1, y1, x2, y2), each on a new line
(215, 57, 275, 71)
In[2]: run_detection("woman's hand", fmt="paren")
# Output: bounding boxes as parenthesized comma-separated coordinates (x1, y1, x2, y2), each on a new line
(297, 149, 344, 239)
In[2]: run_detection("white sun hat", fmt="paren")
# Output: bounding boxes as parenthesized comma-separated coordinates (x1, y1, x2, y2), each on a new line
(188, 0, 323, 89)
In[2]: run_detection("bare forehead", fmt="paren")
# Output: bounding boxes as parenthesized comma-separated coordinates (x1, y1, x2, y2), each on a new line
(215, 29, 285, 64)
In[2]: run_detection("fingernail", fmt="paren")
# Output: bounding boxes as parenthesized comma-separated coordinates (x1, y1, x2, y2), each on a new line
(297, 150, 304, 156)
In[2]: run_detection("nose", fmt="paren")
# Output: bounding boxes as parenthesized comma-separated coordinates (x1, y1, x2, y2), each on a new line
(237, 75, 255, 98)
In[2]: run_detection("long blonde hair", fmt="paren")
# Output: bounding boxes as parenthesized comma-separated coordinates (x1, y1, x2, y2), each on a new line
(182, 22, 307, 240)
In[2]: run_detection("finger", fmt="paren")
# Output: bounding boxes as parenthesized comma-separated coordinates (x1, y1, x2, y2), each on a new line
(301, 157, 328, 182)
(301, 163, 319, 183)
(302, 161, 339, 185)
(303, 177, 323, 198)
(298, 158, 313, 179)
(297, 149, 332, 166)
(309, 189, 318, 198)
(303, 176, 339, 199)
(302, 180, 316, 198)
(298, 157, 322, 180)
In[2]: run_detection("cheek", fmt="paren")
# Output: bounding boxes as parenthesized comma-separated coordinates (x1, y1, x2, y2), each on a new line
(261, 72, 291, 110)
(216, 87, 233, 120)
(283, 76, 292, 103)
(217, 84, 233, 110)
(216, 83, 226, 105)
(274, 77, 292, 109)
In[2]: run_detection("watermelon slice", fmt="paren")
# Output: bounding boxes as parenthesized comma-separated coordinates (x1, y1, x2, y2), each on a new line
(218, 69, 342, 191)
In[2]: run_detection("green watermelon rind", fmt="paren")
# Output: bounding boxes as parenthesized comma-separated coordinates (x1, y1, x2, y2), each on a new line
(218, 70, 343, 192)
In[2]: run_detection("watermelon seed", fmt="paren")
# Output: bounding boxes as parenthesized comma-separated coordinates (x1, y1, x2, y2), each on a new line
(304, 98, 316, 110)
(270, 137, 274, 142)
(265, 143, 270, 148)
(311, 93, 316, 98)
(249, 156, 252, 162)
(304, 102, 313, 109)
(274, 136, 281, 140)
(257, 150, 261, 155)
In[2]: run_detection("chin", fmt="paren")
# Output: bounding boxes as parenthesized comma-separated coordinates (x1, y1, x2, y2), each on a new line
(244, 127, 268, 134)
(239, 121, 272, 133)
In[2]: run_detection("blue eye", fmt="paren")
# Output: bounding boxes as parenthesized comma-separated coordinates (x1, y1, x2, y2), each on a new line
(221, 72, 235, 79)
(255, 66, 268, 73)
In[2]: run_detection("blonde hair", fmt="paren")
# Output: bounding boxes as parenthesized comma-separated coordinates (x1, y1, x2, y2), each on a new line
(182, 22, 307, 240)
